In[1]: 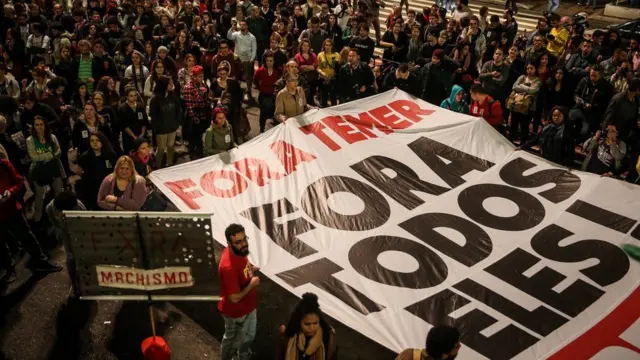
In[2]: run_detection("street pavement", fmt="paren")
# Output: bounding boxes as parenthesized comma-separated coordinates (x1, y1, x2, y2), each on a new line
(0, 2, 625, 359)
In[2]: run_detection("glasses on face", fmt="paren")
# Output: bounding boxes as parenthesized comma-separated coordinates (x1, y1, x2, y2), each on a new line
(219, 46, 228, 50)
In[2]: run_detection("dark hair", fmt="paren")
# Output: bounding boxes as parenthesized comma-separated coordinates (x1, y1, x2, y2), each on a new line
(31, 115, 56, 150)
(398, 63, 409, 72)
(48, 77, 68, 90)
(549, 105, 567, 122)
(53, 191, 79, 211)
(310, 16, 320, 25)
(629, 78, 640, 92)
(284, 293, 332, 345)
(225, 223, 245, 242)
(470, 83, 486, 94)
(426, 325, 460, 358)
(91, 131, 116, 156)
(152, 76, 170, 98)
(358, 23, 369, 32)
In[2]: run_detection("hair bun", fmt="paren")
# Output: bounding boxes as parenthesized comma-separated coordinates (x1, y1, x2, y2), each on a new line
(301, 292, 319, 306)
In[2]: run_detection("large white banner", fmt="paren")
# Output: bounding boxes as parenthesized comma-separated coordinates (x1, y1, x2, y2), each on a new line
(150, 90, 640, 359)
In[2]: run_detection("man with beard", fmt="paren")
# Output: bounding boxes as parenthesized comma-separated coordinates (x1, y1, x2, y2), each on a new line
(218, 223, 259, 360)
(395, 325, 461, 360)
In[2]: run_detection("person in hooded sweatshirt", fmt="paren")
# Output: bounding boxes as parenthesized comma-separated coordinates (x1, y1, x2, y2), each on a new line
(440, 85, 469, 114)
(421, 49, 456, 106)
(204, 106, 235, 156)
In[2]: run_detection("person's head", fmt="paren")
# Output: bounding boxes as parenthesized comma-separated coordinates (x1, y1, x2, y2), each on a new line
(549, 13, 561, 28)
(358, 23, 369, 38)
(613, 48, 627, 63)
(192, 65, 204, 84)
(348, 49, 359, 65)
(48, 76, 66, 96)
(628, 78, 640, 97)
(479, 5, 488, 16)
(329, 13, 337, 26)
(630, 37, 639, 49)
(225, 223, 249, 256)
(373, 65, 381, 79)
(166, 23, 176, 36)
(185, 53, 196, 68)
(277, 18, 287, 32)
(539, 53, 549, 67)
(581, 40, 592, 56)
(125, 88, 137, 104)
(470, 83, 487, 102)
(239, 19, 248, 33)
(392, 21, 402, 34)
(217, 63, 230, 78)
(609, 29, 619, 42)
(532, 35, 543, 50)
(309, 16, 321, 33)
(425, 325, 461, 359)
(602, 123, 618, 143)
(157, 46, 168, 59)
(270, 34, 281, 49)
(299, 39, 311, 54)
(153, 59, 166, 77)
(218, 39, 230, 55)
(133, 137, 150, 157)
(550, 106, 566, 126)
(284, 293, 331, 339)
(261, 0, 269, 7)
(132, 50, 144, 66)
(31, 22, 44, 35)
(410, 25, 420, 39)
(589, 66, 601, 84)
(92, 91, 107, 108)
(24, 92, 37, 110)
(185, 0, 193, 12)
(468, 15, 479, 30)
(525, 63, 538, 77)
(322, 39, 333, 54)
(432, 49, 445, 65)
(17, 12, 27, 25)
(53, 191, 79, 213)
(554, 67, 564, 81)
(93, 40, 107, 56)
(493, 48, 504, 63)
(285, 72, 299, 91)
(91, 131, 113, 154)
(32, 115, 50, 138)
(212, 106, 227, 126)
(286, 60, 299, 74)
(397, 63, 409, 79)
(78, 39, 91, 55)
(263, 52, 275, 69)
(408, 9, 416, 21)
(178, 30, 189, 45)
(84, 101, 98, 120)
(114, 155, 138, 181)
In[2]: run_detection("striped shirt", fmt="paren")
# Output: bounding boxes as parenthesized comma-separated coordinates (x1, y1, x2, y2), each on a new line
(78, 55, 93, 92)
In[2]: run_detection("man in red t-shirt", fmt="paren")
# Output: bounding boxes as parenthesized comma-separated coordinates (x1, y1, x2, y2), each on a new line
(218, 223, 259, 360)
(469, 84, 504, 131)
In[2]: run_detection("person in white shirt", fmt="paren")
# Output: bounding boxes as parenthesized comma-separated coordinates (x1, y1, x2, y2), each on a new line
(228, 19, 258, 104)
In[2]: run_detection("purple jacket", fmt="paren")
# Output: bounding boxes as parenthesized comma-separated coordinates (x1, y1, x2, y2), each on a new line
(97, 174, 149, 211)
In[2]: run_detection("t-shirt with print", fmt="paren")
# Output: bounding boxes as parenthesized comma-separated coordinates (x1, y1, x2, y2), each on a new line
(34, 137, 52, 154)
(217, 246, 257, 318)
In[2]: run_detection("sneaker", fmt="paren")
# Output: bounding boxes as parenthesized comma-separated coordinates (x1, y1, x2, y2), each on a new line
(2, 270, 16, 284)
(34, 261, 64, 274)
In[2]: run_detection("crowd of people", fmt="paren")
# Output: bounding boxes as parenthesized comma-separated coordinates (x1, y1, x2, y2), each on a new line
(0, 0, 639, 357)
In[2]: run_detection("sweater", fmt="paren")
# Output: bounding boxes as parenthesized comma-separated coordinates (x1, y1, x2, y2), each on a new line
(253, 67, 281, 94)
(204, 121, 235, 156)
(97, 174, 148, 211)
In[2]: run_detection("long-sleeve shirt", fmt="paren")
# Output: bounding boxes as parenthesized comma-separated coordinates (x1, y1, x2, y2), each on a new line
(479, 61, 509, 99)
(181, 81, 209, 120)
(97, 174, 148, 211)
(227, 29, 257, 62)
(512, 75, 542, 109)
(0, 159, 25, 221)
(253, 66, 281, 94)
(547, 26, 569, 57)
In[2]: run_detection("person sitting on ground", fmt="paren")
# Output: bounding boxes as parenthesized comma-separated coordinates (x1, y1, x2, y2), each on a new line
(395, 324, 461, 360)
(204, 106, 235, 156)
(97, 155, 148, 211)
(275, 292, 337, 360)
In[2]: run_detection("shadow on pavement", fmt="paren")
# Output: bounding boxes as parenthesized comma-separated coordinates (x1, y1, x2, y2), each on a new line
(46, 299, 97, 360)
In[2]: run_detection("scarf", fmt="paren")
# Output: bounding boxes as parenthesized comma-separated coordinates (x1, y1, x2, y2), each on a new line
(285, 327, 325, 360)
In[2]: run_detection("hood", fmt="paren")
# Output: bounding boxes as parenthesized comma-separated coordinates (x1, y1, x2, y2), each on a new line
(448, 85, 465, 104)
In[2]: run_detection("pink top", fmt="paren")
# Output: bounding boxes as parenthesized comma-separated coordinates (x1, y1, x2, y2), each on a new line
(294, 52, 318, 69)
(97, 174, 149, 211)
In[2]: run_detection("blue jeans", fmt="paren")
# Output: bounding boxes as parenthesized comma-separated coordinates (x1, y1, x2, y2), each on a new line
(548, 0, 559, 12)
(220, 309, 257, 360)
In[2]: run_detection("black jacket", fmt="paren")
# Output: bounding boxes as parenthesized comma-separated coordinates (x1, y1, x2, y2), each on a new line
(71, 118, 113, 155)
(338, 62, 375, 102)
(574, 77, 613, 122)
(382, 71, 420, 97)
(92, 54, 119, 82)
(149, 92, 183, 135)
(421, 59, 457, 105)
(118, 103, 149, 153)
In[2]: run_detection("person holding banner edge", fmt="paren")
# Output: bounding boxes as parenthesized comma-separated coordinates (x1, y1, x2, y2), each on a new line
(218, 223, 259, 360)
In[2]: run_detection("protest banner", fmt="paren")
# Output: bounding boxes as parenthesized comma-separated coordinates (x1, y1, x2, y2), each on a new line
(150, 89, 640, 358)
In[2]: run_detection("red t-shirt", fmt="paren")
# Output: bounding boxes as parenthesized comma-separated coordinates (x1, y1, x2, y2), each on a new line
(217, 247, 257, 318)
(469, 96, 503, 127)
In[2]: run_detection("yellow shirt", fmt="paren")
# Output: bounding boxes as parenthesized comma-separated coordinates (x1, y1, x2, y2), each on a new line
(547, 26, 569, 57)
(317, 52, 340, 78)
